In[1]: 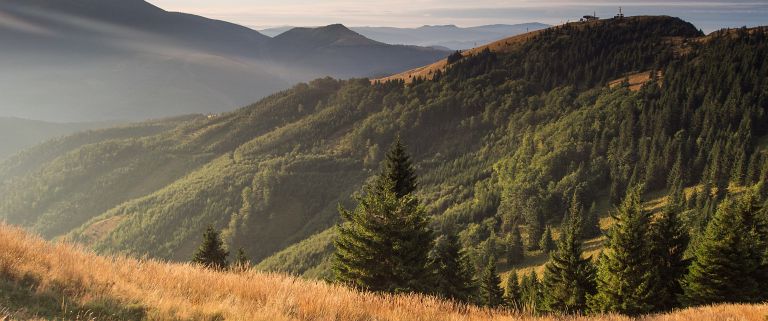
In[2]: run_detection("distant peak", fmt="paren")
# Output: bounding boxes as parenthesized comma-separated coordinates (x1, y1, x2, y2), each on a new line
(323, 24, 367, 37)
(274, 23, 377, 47)
(418, 24, 459, 29)
(323, 23, 348, 29)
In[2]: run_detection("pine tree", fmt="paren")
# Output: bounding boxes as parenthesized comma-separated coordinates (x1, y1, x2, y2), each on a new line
(667, 151, 685, 190)
(334, 139, 433, 294)
(590, 187, 658, 315)
(192, 226, 230, 270)
(479, 256, 505, 307)
(520, 271, 541, 312)
(731, 148, 747, 186)
(681, 194, 766, 305)
(430, 234, 477, 302)
(744, 151, 761, 186)
(382, 137, 417, 198)
(539, 226, 555, 254)
(541, 214, 597, 314)
(333, 177, 433, 294)
(235, 248, 250, 266)
(505, 226, 525, 265)
(648, 188, 690, 311)
(504, 270, 522, 310)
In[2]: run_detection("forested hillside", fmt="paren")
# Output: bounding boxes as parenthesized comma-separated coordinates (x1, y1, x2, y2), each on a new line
(1, 16, 766, 285)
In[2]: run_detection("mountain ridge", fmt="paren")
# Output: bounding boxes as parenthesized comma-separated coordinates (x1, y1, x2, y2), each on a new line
(260, 22, 551, 50)
(0, 0, 447, 122)
(2, 17, 766, 283)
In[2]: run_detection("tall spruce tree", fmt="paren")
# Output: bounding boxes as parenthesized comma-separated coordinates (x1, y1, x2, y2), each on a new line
(333, 139, 433, 294)
(681, 194, 766, 305)
(430, 234, 477, 302)
(504, 270, 522, 310)
(539, 226, 555, 254)
(541, 214, 597, 314)
(648, 188, 690, 310)
(192, 226, 230, 270)
(479, 256, 505, 307)
(590, 187, 658, 315)
(382, 137, 417, 198)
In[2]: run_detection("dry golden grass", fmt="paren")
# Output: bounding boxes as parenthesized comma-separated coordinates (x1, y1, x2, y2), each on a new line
(608, 71, 663, 91)
(1, 223, 767, 321)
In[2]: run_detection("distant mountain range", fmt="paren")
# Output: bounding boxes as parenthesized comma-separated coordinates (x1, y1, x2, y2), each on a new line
(0, 0, 448, 122)
(260, 23, 551, 50)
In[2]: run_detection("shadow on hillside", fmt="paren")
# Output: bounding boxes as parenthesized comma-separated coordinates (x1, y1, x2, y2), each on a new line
(0, 276, 146, 321)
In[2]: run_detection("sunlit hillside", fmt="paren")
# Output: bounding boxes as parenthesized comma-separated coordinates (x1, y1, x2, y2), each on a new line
(0, 223, 766, 321)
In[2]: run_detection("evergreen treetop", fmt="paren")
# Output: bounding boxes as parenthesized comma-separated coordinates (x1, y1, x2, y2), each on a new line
(192, 226, 230, 270)
(539, 226, 555, 254)
(381, 137, 418, 198)
(478, 256, 505, 307)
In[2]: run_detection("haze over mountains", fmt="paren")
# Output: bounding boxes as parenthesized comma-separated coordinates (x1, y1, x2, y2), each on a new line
(0, 0, 447, 122)
(260, 23, 551, 50)
(0, 117, 116, 160)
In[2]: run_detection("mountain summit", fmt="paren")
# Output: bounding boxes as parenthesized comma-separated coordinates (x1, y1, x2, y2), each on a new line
(274, 24, 377, 48)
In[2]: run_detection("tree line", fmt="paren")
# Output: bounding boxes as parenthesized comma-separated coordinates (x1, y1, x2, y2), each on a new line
(328, 139, 768, 315)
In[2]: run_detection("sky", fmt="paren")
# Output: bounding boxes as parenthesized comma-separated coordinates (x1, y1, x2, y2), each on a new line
(147, 0, 768, 32)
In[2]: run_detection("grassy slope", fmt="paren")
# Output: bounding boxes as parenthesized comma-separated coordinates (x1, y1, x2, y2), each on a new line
(1, 224, 767, 321)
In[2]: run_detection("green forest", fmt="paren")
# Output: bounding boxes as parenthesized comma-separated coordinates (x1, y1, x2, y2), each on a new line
(1, 17, 767, 313)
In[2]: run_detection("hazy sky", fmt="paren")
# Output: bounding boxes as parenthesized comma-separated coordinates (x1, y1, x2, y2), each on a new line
(147, 0, 768, 32)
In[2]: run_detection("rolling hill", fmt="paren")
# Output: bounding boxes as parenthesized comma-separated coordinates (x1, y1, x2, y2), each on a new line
(1, 223, 767, 320)
(260, 23, 551, 50)
(0, 0, 447, 122)
(1, 16, 766, 286)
